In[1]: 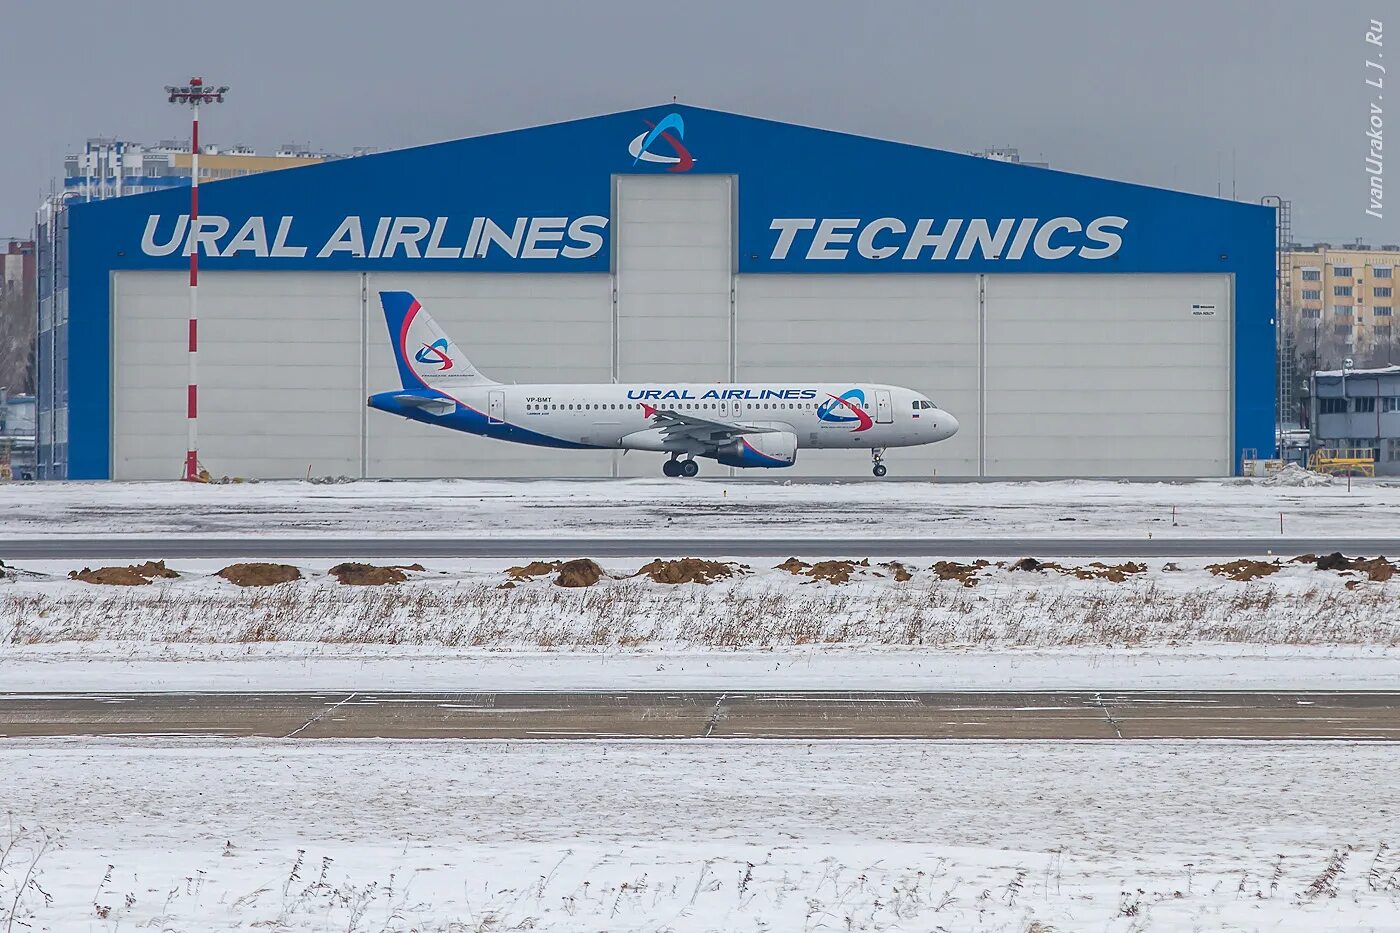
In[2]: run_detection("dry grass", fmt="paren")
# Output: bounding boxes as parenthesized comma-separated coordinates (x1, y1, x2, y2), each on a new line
(2, 571, 1398, 648)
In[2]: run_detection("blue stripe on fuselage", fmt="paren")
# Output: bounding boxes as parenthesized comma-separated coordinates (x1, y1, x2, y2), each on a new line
(367, 391, 602, 451)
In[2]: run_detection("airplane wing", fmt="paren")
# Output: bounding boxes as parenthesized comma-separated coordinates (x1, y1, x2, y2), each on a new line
(642, 404, 780, 449)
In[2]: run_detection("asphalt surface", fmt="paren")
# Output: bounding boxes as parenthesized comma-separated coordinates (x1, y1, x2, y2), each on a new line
(4, 536, 1400, 560)
(4, 691, 1398, 740)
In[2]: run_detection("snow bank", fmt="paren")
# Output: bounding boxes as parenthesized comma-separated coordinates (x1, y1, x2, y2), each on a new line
(4, 475, 1400, 539)
(1260, 464, 1335, 488)
(4, 739, 1397, 931)
(3, 557, 1398, 649)
(5, 643, 1399, 693)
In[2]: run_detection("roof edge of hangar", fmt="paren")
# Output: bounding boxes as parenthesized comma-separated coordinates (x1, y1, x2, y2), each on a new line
(66, 100, 1271, 217)
(658, 103, 1272, 215)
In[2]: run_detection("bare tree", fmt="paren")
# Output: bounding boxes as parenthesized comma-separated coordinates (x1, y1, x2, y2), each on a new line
(0, 281, 34, 395)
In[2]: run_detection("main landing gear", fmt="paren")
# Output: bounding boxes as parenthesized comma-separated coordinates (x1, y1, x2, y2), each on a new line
(871, 448, 888, 478)
(663, 455, 699, 478)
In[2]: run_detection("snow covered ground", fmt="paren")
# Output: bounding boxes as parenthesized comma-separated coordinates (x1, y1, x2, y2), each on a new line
(3, 555, 1397, 651)
(3, 475, 1400, 539)
(3, 738, 1397, 931)
(4, 644, 1400, 693)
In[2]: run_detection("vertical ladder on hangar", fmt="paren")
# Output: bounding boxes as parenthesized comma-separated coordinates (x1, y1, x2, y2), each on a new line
(1262, 196, 1296, 436)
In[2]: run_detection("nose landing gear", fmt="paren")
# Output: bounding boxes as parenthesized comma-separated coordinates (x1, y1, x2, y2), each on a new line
(871, 448, 887, 477)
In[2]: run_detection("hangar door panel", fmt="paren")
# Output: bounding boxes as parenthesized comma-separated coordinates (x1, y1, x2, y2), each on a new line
(616, 175, 732, 382)
(983, 274, 1231, 477)
(365, 273, 614, 478)
(735, 275, 980, 477)
(112, 271, 363, 480)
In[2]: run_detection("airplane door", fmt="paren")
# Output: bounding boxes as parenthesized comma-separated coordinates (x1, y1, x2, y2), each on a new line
(875, 389, 893, 424)
(488, 390, 505, 425)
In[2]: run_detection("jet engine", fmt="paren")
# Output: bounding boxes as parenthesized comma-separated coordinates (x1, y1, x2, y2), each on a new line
(716, 430, 798, 468)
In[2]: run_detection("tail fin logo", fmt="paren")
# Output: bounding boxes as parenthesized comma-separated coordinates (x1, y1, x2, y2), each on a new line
(414, 338, 454, 371)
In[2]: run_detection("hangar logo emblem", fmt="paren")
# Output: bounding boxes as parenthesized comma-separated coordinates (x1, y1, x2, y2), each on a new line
(628, 112, 695, 172)
(816, 389, 874, 432)
(414, 338, 454, 371)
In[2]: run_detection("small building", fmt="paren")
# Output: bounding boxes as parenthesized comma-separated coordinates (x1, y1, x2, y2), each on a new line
(62, 138, 346, 201)
(0, 390, 36, 480)
(1309, 365, 1400, 474)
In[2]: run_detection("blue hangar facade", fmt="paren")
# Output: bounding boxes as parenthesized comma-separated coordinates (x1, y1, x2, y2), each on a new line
(37, 104, 1276, 480)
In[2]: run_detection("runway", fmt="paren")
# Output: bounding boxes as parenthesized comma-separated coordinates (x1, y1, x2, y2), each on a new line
(3, 536, 1399, 560)
(4, 691, 1398, 740)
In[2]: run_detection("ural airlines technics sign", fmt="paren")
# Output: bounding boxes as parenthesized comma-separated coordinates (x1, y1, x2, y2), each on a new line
(139, 213, 1128, 263)
(140, 215, 610, 260)
(768, 216, 1128, 261)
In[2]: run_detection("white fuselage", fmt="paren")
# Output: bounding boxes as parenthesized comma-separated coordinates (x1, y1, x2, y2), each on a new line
(466, 382, 956, 450)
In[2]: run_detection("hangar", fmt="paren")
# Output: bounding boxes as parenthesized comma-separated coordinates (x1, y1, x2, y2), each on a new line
(38, 105, 1275, 479)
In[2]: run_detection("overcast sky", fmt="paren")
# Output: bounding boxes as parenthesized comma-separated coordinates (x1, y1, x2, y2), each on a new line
(0, 0, 1393, 244)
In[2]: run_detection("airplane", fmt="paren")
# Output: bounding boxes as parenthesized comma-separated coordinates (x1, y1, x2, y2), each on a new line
(367, 291, 959, 477)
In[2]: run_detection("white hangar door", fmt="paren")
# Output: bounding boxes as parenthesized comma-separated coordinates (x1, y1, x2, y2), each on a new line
(614, 174, 733, 476)
(363, 272, 614, 478)
(735, 275, 981, 477)
(982, 274, 1232, 477)
(111, 270, 364, 480)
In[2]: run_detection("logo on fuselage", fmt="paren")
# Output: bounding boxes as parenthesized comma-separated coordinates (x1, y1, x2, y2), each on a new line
(817, 389, 874, 432)
(628, 112, 695, 172)
(414, 338, 453, 371)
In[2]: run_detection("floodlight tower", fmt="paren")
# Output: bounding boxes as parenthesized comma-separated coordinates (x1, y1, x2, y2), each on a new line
(166, 77, 228, 481)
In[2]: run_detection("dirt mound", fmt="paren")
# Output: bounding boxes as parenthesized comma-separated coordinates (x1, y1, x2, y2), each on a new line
(329, 562, 409, 585)
(554, 558, 604, 587)
(69, 566, 150, 586)
(217, 563, 303, 587)
(1315, 552, 1355, 572)
(808, 559, 869, 584)
(1206, 559, 1281, 581)
(68, 560, 181, 586)
(1008, 557, 1145, 582)
(1356, 558, 1397, 582)
(931, 560, 988, 587)
(881, 561, 913, 582)
(505, 560, 563, 580)
(1296, 552, 1397, 581)
(773, 557, 870, 584)
(1080, 561, 1148, 582)
(636, 558, 746, 585)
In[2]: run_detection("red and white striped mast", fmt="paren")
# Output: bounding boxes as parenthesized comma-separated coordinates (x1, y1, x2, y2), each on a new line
(166, 77, 228, 481)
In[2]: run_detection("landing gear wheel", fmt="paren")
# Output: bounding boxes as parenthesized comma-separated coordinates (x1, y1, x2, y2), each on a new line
(680, 459, 700, 478)
(662, 458, 681, 477)
(873, 463, 888, 478)
(871, 447, 887, 478)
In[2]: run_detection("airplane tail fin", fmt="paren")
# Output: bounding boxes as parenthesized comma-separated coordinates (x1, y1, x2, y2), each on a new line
(379, 291, 497, 391)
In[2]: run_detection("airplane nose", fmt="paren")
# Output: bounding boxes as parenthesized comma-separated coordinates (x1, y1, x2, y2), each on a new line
(939, 410, 959, 439)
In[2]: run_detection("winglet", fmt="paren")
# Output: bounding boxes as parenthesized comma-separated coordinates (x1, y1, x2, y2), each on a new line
(641, 403, 658, 418)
